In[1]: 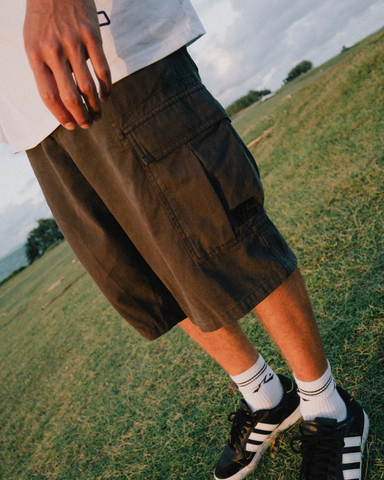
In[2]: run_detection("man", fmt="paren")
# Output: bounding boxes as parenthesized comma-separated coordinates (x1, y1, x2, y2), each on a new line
(0, 0, 369, 478)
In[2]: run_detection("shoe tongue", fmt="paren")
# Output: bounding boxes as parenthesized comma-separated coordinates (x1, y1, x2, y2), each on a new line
(239, 399, 251, 413)
(300, 417, 338, 436)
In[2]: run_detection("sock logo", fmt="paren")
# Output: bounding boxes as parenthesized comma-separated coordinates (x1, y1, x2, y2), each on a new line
(253, 374, 274, 394)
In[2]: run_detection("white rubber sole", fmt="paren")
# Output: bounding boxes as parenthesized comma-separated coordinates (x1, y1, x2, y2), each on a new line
(357, 410, 370, 480)
(361, 410, 370, 453)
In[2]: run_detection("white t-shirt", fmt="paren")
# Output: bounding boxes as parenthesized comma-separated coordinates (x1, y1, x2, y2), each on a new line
(0, 0, 205, 153)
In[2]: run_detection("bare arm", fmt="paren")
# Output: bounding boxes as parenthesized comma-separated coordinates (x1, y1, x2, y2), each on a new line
(23, 0, 112, 130)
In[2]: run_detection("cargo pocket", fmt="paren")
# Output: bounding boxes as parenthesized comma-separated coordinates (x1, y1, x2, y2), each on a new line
(122, 85, 264, 266)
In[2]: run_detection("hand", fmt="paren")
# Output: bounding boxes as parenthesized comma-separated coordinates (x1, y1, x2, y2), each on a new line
(24, 0, 112, 130)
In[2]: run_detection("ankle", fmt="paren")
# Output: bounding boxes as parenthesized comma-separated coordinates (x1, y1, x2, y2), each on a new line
(294, 360, 347, 422)
(230, 355, 284, 412)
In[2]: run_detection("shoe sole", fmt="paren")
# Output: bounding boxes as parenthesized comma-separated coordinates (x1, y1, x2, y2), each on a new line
(360, 410, 370, 478)
(361, 410, 370, 451)
(214, 405, 302, 480)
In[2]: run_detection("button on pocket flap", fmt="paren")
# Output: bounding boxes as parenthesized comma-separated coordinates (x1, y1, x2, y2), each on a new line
(123, 85, 228, 164)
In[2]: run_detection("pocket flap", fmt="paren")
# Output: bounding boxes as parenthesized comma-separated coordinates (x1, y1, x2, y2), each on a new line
(123, 85, 228, 164)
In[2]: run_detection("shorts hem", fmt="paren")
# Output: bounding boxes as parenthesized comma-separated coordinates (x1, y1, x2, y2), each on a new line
(192, 256, 298, 333)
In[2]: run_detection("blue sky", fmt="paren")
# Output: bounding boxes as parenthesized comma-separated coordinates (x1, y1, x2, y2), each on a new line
(1, 0, 384, 259)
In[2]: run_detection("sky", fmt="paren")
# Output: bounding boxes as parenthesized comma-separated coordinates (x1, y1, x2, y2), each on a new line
(1, 0, 384, 260)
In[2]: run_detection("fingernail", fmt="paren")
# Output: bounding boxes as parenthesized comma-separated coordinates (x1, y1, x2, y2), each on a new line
(63, 122, 76, 130)
(80, 123, 92, 130)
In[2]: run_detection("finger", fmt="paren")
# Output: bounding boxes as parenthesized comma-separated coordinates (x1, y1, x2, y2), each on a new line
(72, 60, 102, 121)
(53, 60, 94, 128)
(87, 41, 112, 102)
(33, 63, 77, 130)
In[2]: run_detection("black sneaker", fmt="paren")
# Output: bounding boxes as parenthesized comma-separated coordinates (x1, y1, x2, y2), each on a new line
(291, 387, 369, 479)
(214, 374, 301, 480)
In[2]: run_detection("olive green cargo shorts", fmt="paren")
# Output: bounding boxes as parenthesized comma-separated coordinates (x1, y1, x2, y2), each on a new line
(27, 48, 297, 340)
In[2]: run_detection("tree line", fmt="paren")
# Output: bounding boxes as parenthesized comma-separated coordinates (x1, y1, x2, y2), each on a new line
(283, 60, 312, 84)
(226, 89, 271, 117)
(0, 218, 63, 287)
(226, 60, 313, 116)
(25, 218, 64, 264)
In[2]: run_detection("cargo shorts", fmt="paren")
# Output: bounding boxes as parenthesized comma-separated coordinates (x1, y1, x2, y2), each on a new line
(27, 47, 297, 341)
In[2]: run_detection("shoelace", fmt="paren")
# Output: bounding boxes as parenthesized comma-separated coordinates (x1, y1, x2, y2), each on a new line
(228, 406, 261, 449)
(290, 433, 344, 480)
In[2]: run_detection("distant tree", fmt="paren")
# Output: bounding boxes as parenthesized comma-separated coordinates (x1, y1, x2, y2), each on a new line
(226, 89, 271, 117)
(283, 60, 313, 84)
(25, 218, 64, 264)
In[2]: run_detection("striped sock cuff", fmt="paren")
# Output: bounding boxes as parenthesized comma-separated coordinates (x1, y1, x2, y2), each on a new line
(294, 360, 336, 401)
(230, 355, 284, 412)
(232, 360, 268, 392)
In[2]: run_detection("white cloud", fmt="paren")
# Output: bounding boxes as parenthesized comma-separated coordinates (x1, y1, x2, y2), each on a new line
(189, 0, 384, 105)
(0, 142, 52, 258)
(0, 199, 52, 259)
(1, 0, 384, 257)
(0, 144, 45, 209)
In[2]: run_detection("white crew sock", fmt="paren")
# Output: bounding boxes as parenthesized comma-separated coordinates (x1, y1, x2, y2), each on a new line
(294, 360, 347, 422)
(230, 354, 284, 413)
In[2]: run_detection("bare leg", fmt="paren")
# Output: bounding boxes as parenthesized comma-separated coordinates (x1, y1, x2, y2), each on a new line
(254, 267, 327, 381)
(179, 267, 327, 381)
(179, 318, 259, 376)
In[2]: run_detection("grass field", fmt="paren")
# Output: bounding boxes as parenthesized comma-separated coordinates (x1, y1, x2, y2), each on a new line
(1, 28, 384, 480)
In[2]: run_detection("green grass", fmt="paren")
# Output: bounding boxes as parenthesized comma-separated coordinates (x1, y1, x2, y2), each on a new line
(1, 28, 384, 479)
(0, 266, 27, 288)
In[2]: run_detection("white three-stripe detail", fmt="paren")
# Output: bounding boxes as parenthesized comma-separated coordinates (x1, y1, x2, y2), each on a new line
(343, 436, 362, 480)
(255, 423, 279, 431)
(344, 436, 361, 448)
(343, 469, 361, 480)
(249, 432, 268, 443)
(246, 423, 279, 452)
